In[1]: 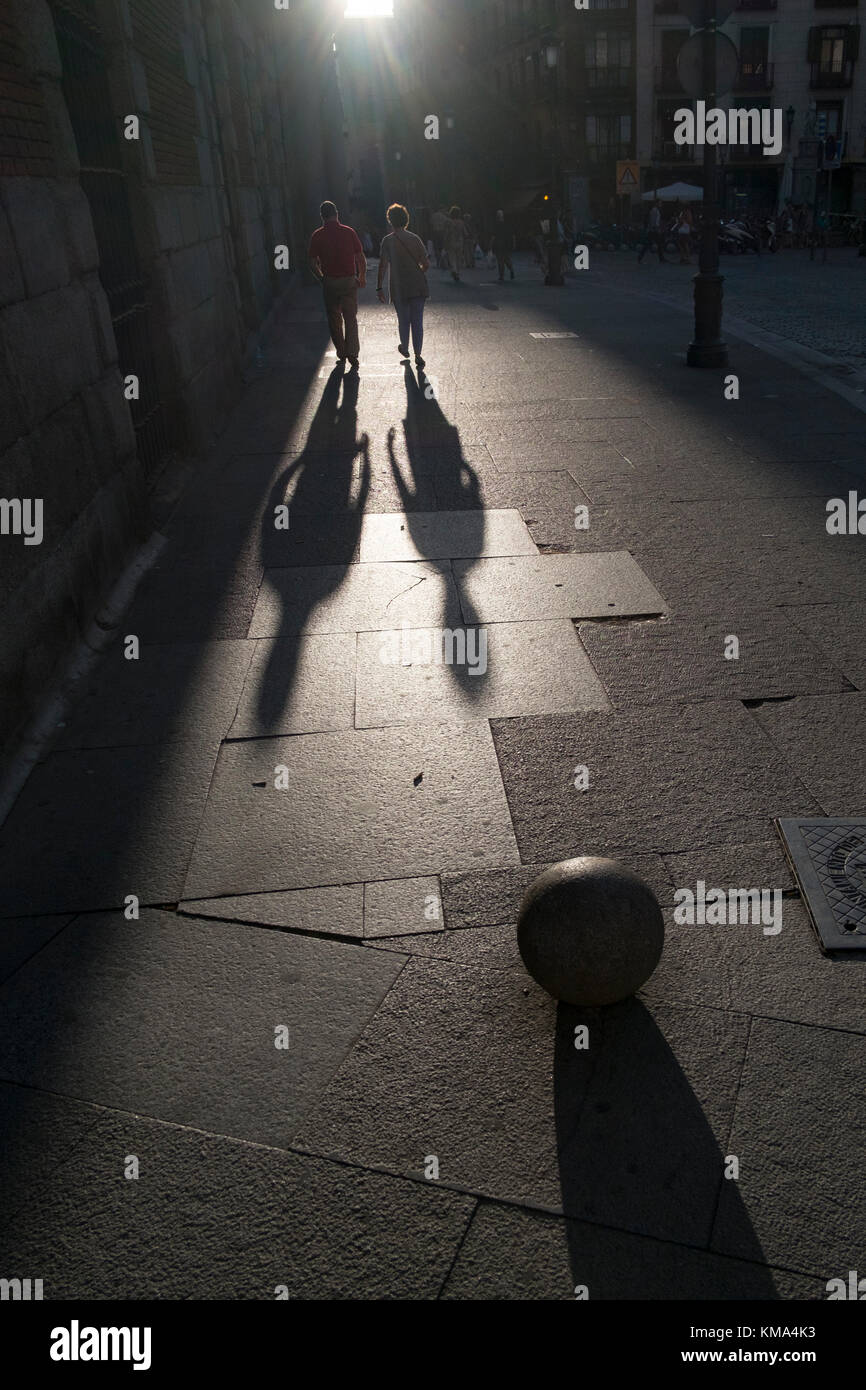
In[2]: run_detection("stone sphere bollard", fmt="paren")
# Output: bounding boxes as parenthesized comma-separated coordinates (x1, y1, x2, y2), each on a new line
(517, 857, 664, 1007)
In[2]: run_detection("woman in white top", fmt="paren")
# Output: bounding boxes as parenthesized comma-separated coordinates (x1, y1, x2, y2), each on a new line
(377, 204, 431, 367)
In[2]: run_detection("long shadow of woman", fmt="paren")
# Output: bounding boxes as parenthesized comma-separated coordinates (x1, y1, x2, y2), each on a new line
(256, 365, 370, 729)
(387, 364, 490, 704)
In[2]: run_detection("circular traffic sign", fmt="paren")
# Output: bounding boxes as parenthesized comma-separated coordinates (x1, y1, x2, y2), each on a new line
(676, 29, 740, 99)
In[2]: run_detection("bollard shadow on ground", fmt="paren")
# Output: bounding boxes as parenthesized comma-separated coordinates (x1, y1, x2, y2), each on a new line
(554, 997, 779, 1298)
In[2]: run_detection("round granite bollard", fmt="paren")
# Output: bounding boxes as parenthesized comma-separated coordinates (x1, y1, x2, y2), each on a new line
(517, 857, 664, 1007)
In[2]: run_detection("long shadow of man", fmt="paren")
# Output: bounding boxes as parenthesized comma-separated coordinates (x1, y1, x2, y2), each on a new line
(386, 363, 490, 704)
(256, 365, 370, 728)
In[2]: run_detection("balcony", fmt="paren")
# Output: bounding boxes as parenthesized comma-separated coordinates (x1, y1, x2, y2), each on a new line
(586, 143, 633, 164)
(810, 59, 855, 86)
(585, 65, 633, 91)
(814, 0, 857, 8)
(655, 64, 685, 93)
(735, 61, 774, 89)
(736, 1, 778, 10)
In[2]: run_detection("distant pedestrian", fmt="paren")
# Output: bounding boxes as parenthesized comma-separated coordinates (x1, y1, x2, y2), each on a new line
(491, 209, 515, 281)
(377, 203, 431, 368)
(463, 212, 476, 268)
(444, 206, 467, 282)
(639, 201, 668, 264)
(677, 208, 693, 264)
(308, 200, 366, 369)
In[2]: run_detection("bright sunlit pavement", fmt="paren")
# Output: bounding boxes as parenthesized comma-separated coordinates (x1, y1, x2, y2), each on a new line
(344, 1, 394, 16)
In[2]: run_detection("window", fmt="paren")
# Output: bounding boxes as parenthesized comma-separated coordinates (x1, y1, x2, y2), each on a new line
(821, 30, 845, 74)
(740, 27, 769, 76)
(808, 24, 860, 86)
(585, 30, 632, 67)
(815, 100, 843, 136)
(585, 111, 632, 158)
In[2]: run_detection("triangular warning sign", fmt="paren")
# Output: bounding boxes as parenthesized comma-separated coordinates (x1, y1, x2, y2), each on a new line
(619, 167, 637, 186)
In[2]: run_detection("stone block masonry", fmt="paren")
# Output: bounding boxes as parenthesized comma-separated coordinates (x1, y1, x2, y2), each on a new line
(0, 0, 344, 760)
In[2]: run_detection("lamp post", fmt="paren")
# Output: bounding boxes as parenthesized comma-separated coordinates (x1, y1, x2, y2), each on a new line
(544, 41, 564, 286)
(687, 2, 728, 368)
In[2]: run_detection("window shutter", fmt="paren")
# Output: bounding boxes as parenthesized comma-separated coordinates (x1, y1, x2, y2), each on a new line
(847, 24, 860, 60)
(807, 26, 822, 63)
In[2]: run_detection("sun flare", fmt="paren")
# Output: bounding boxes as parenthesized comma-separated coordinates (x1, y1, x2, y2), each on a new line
(344, 1, 394, 17)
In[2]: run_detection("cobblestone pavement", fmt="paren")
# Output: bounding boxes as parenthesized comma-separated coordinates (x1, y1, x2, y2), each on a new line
(597, 247, 866, 369)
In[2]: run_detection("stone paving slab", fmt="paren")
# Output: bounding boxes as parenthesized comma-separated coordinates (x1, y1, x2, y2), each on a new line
(228, 633, 356, 737)
(248, 560, 461, 637)
(784, 602, 866, 692)
(578, 613, 853, 708)
(355, 619, 610, 728)
(0, 915, 75, 984)
(56, 640, 255, 750)
(364, 876, 443, 938)
(766, 540, 866, 607)
(752, 692, 866, 816)
(646, 896, 866, 1034)
(632, 539, 794, 617)
(297, 966, 751, 1247)
(261, 512, 364, 568)
(358, 509, 537, 562)
(711, 1018, 866, 1273)
(183, 722, 520, 899)
(0, 1103, 474, 1300)
(453, 552, 668, 624)
(363, 921, 523, 970)
(441, 1202, 819, 1300)
(489, 702, 821, 863)
(178, 884, 364, 938)
(0, 740, 221, 918)
(662, 839, 796, 897)
(295, 956, 562, 1208)
(0, 1082, 104, 1228)
(0, 910, 404, 1147)
(440, 853, 672, 930)
(125, 559, 265, 643)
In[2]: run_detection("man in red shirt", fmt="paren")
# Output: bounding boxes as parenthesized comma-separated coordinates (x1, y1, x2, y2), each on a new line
(308, 201, 367, 369)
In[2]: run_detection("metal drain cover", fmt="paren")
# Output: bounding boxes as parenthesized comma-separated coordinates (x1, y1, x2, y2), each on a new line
(776, 818, 866, 954)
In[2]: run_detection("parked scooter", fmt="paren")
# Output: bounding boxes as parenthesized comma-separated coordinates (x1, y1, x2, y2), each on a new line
(719, 219, 760, 254)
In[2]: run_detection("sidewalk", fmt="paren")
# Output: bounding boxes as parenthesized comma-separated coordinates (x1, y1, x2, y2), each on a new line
(0, 255, 864, 1299)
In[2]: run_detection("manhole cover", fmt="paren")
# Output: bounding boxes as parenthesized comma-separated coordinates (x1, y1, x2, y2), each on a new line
(776, 818, 866, 954)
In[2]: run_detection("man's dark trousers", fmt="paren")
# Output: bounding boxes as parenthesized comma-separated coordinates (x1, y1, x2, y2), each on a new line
(323, 275, 359, 359)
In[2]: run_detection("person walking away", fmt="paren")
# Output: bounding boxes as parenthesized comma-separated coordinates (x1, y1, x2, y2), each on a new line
(444, 206, 466, 282)
(463, 212, 476, 270)
(677, 207, 693, 263)
(638, 200, 667, 264)
(491, 209, 515, 281)
(308, 201, 366, 368)
(377, 202, 430, 368)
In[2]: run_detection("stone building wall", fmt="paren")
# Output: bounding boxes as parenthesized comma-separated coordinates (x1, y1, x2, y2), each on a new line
(0, 0, 345, 762)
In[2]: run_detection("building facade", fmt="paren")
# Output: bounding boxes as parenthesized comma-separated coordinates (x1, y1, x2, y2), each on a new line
(637, 0, 865, 217)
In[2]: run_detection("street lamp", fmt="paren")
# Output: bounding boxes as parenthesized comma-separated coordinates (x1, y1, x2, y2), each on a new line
(544, 42, 563, 286)
(686, 3, 728, 368)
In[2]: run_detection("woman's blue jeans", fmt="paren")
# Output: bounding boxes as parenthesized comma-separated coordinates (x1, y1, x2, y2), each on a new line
(395, 297, 425, 355)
